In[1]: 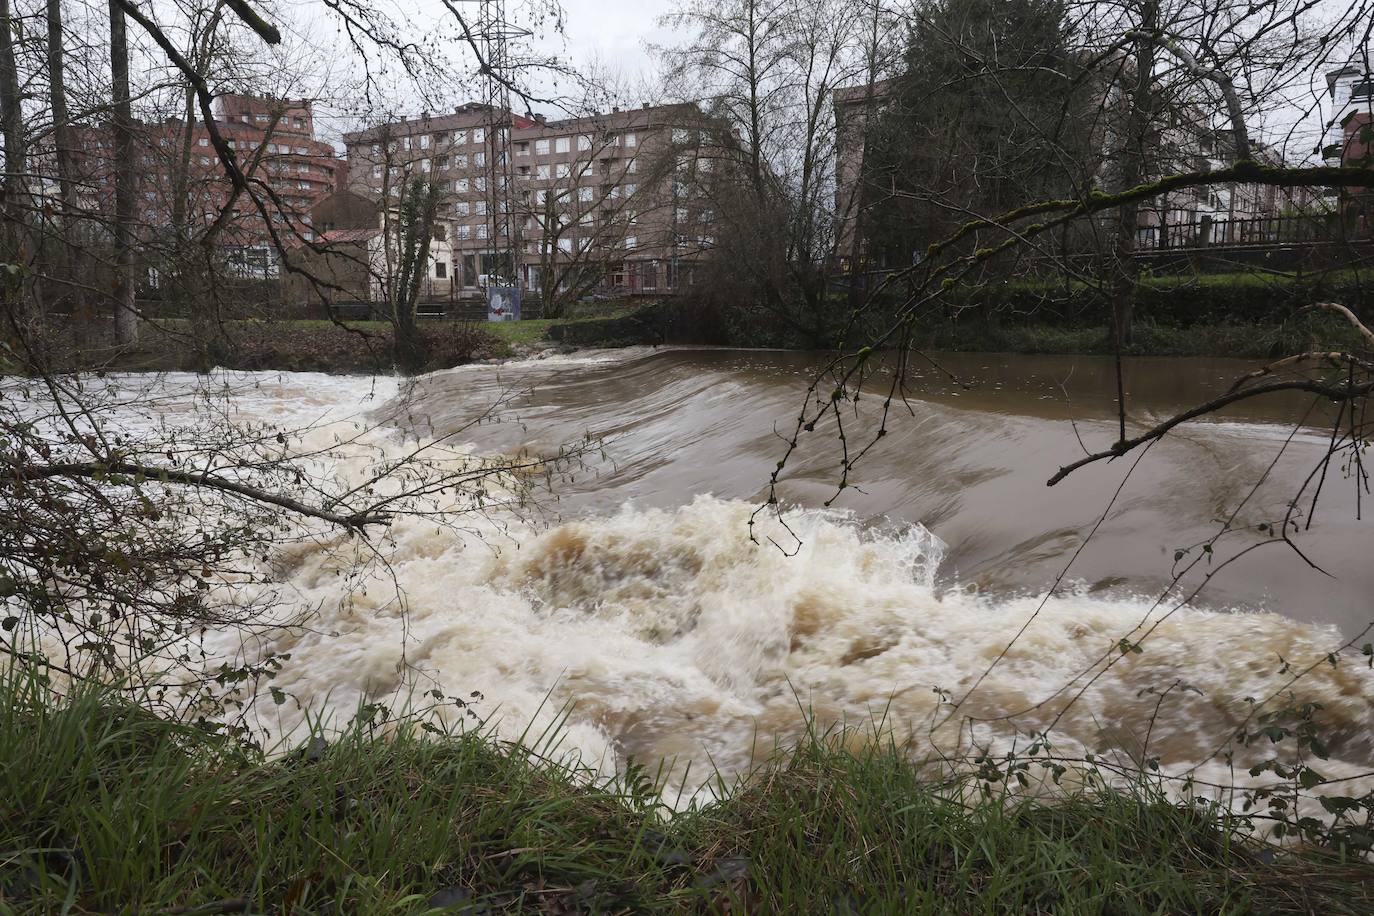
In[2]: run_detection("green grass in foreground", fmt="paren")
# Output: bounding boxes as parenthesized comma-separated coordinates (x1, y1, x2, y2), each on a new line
(3, 676, 1373, 914)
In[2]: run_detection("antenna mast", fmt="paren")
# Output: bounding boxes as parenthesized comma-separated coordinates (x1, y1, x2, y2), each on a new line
(474, 0, 526, 287)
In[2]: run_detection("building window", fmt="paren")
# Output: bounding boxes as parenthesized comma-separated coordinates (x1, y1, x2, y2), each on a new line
(627, 158, 637, 174)
(516, 142, 530, 156)
(579, 187, 593, 203)
(475, 176, 486, 191)
(624, 132, 636, 148)
(294, 146, 308, 155)
(535, 138, 550, 155)
(435, 261, 447, 278)
(625, 235, 637, 249)
(421, 158, 431, 172)
(457, 225, 472, 239)
(371, 143, 380, 155)
(557, 237, 573, 253)
(436, 155, 448, 169)
(197, 137, 209, 147)
(473, 127, 486, 143)
(475, 151, 486, 167)
(577, 134, 591, 151)
(1353, 80, 1374, 99)
(555, 136, 571, 153)
(456, 201, 470, 216)
(555, 162, 570, 179)
(403, 136, 412, 150)
(537, 163, 551, 179)
(455, 178, 468, 192)
(420, 134, 431, 149)
(455, 154, 468, 169)
(475, 200, 487, 215)
(477, 224, 488, 239)
(624, 183, 637, 197)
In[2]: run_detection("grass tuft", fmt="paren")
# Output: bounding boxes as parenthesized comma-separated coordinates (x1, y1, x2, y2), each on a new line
(2, 673, 1372, 913)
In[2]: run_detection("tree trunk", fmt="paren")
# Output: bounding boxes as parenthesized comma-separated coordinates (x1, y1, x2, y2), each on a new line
(46, 0, 93, 347)
(1109, 0, 1158, 351)
(391, 181, 436, 374)
(109, 0, 140, 345)
(0, 0, 26, 255)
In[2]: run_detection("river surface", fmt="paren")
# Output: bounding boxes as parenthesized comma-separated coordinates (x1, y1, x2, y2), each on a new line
(105, 348, 1374, 812)
(406, 348, 1370, 636)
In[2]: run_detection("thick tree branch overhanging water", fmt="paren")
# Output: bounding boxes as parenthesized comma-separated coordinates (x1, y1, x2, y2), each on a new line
(10, 460, 392, 530)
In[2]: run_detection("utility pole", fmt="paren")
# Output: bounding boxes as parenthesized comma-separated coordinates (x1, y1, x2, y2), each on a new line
(457, 0, 527, 309)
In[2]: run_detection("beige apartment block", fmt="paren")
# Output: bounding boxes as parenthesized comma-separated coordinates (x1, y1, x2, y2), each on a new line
(343, 102, 720, 298)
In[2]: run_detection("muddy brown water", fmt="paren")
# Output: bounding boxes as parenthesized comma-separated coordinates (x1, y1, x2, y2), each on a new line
(406, 347, 1371, 638)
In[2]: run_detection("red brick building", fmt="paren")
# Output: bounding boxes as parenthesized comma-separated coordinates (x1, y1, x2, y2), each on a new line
(72, 93, 344, 279)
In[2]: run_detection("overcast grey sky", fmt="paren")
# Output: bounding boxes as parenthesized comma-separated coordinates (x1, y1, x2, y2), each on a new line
(549, 0, 675, 80)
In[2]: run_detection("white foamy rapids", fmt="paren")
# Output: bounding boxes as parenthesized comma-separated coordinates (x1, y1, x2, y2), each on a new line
(224, 485, 1374, 812)
(34, 370, 1374, 820)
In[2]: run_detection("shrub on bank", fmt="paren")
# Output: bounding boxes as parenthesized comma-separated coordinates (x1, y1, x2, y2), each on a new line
(666, 268, 1374, 356)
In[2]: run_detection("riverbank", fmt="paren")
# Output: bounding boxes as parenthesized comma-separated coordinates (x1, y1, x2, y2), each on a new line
(13, 298, 1369, 376)
(5, 679, 1373, 914)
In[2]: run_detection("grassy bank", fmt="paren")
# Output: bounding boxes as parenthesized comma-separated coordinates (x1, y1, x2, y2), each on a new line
(4, 679, 1373, 914)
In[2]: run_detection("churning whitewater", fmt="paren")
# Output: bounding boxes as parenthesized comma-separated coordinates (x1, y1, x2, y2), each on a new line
(90, 355, 1374, 814)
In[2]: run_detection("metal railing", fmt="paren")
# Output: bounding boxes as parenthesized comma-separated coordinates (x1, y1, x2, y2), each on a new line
(1134, 214, 1363, 250)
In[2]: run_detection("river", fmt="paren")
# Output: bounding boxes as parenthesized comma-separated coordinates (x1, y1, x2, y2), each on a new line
(132, 348, 1374, 810)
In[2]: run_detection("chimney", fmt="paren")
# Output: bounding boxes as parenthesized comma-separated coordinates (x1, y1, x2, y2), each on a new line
(612, 105, 621, 113)
(421, 110, 430, 121)
(534, 113, 546, 124)
(642, 102, 650, 109)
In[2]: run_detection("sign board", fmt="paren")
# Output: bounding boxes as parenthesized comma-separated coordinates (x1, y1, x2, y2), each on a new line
(486, 285, 520, 322)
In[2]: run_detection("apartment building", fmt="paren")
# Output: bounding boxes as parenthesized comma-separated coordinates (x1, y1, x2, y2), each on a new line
(832, 80, 894, 270)
(71, 94, 343, 278)
(341, 101, 716, 297)
(1323, 57, 1373, 228)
